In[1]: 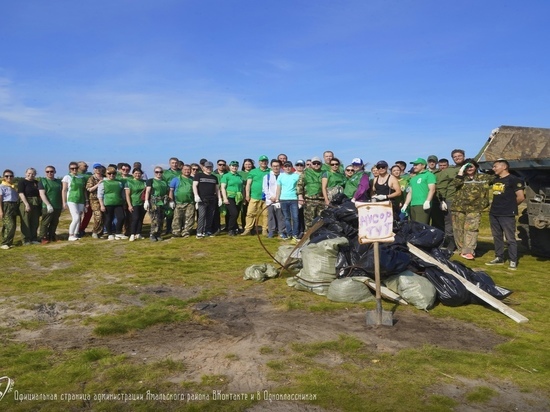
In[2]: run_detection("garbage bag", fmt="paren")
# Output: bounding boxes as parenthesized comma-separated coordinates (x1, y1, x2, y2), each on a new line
(327, 278, 374, 303)
(243, 264, 279, 282)
(394, 221, 445, 249)
(347, 241, 410, 280)
(423, 266, 470, 306)
(274, 245, 302, 271)
(384, 270, 436, 310)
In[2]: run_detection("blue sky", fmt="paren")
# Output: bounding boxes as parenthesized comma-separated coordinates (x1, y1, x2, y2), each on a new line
(1, 0, 549, 176)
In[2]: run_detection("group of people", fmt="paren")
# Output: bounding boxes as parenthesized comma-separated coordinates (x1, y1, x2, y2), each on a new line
(0, 149, 525, 269)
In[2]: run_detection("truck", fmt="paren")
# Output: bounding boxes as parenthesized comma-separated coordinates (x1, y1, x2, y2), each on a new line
(475, 125, 550, 258)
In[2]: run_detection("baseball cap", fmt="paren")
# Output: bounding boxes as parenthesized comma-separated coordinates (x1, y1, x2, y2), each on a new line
(351, 158, 364, 165)
(259, 155, 269, 161)
(229, 160, 239, 166)
(427, 155, 438, 162)
(311, 156, 322, 163)
(295, 159, 305, 166)
(199, 158, 208, 165)
(204, 161, 214, 168)
(93, 163, 103, 169)
(283, 161, 293, 167)
(410, 157, 427, 165)
(375, 160, 388, 168)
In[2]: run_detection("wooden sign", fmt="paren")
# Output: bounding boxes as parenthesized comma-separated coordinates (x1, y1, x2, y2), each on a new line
(355, 201, 395, 244)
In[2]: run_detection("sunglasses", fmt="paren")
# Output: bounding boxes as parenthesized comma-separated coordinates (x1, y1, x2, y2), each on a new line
(330, 163, 339, 166)
(345, 169, 354, 172)
(312, 161, 321, 165)
(107, 172, 116, 176)
(218, 163, 226, 166)
(154, 170, 163, 173)
(45, 170, 55, 173)
(192, 167, 199, 170)
(376, 165, 387, 169)
(4, 174, 13, 178)
(70, 167, 78, 170)
(122, 168, 130, 171)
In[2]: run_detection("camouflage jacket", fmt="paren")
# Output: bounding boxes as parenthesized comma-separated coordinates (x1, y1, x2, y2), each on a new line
(451, 173, 495, 213)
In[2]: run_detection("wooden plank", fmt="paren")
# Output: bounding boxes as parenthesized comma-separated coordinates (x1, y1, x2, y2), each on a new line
(407, 243, 528, 324)
(351, 276, 409, 305)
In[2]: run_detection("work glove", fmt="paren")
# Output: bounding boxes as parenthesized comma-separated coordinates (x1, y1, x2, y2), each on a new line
(218, 198, 223, 207)
(400, 205, 408, 213)
(372, 194, 387, 201)
(46, 204, 54, 214)
(350, 198, 356, 203)
(298, 203, 302, 209)
(194, 195, 202, 203)
(169, 201, 175, 209)
(423, 200, 431, 210)
(273, 202, 281, 209)
(440, 201, 448, 211)
(144, 200, 150, 211)
(458, 163, 471, 175)
(195, 202, 199, 210)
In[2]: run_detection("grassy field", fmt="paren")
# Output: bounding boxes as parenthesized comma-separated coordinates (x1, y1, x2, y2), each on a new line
(0, 211, 548, 411)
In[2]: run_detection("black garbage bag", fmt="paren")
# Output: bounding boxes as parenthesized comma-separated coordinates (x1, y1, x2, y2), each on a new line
(332, 200, 359, 226)
(330, 192, 348, 206)
(309, 215, 357, 244)
(429, 249, 513, 302)
(394, 221, 445, 249)
(345, 240, 410, 280)
(423, 266, 470, 306)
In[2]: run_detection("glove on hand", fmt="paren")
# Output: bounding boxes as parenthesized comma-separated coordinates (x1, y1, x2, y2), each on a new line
(169, 201, 175, 209)
(440, 201, 448, 211)
(46, 204, 54, 214)
(194, 195, 202, 203)
(218, 198, 223, 207)
(273, 202, 281, 209)
(144, 200, 150, 211)
(423, 200, 431, 210)
(373, 194, 387, 201)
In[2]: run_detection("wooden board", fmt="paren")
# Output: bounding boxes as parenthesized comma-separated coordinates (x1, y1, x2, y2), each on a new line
(351, 276, 409, 305)
(407, 243, 528, 323)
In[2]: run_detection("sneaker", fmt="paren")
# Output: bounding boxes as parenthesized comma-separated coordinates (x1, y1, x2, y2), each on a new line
(206, 232, 214, 237)
(289, 237, 298, 245)
(115, 234, 128, 240)
(228, 230, 237, 236)
(41, 238, 49, 245)
(68, 236, 80, 241)
(129, 235, 135, 242)
(181, 232, 190, 238)
(460, 253, 475, 260)
(196, 233, 205, 239)
(150, 236, 157, 242)
(31, 241, 40, 245)
(1, 245, 10, 250)
(509, 261, 517, 271)
(485, 257, 504, 266)
(23, 242, 31, 246)
(279, 234, 288, 240)
(136, 234, 143, 240)
(240, 230, 251, 236)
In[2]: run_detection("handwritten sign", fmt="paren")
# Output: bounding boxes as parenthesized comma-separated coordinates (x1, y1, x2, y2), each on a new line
(355, 201, 394, 243)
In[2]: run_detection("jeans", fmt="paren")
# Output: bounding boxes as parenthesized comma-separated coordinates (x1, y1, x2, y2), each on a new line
(489, 214, 518, 262)
(280, 200, 299, 238)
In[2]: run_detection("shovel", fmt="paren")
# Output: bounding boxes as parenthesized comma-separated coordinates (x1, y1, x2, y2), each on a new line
(366, 241, 394, 326)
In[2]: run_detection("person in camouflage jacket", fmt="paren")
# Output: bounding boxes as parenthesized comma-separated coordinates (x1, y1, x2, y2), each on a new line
(451, 159, 494, 259)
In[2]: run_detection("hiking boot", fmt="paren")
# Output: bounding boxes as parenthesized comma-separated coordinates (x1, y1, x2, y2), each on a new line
(485, 257, 504, 265)
(508, 261, 517, 271)
(460, 253, 475, 260)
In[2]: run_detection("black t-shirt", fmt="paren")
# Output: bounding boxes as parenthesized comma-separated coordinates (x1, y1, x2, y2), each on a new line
(193, 173, 218, 200)
(18, 179, 40, 198)
(489, 174, 524, 216)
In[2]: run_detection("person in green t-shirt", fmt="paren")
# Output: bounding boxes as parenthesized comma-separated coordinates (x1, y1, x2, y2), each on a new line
(168, 165, 195, 238)
(62, 162, 88, 241)
(401, 158, 436, 224)
(146, 167, 169, 241)
(98, 166, 127, 240)
(321, 157, 345, 205)
(242, 155, 270, 235)
(221, 161, 245, 236)
(38, 165, 63, 243)
(238, 158, 255, 232)
(125, 168, 147, 241)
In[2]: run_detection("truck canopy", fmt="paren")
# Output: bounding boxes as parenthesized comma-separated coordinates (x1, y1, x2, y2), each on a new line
(475, 126, 550, 170)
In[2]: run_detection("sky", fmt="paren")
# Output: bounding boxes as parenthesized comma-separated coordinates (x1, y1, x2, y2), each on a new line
(1, 0, 549, 177)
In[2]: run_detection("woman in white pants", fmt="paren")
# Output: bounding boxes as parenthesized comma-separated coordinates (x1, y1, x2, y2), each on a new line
(62, 162, 88, 241)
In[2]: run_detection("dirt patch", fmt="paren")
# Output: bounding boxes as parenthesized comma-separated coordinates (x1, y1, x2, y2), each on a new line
(6, 284, 548, 410)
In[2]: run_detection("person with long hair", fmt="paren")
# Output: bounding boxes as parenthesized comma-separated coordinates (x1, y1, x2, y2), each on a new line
(0, 169, 18, 249)
(239, 158, 255, 232)
(221, 161, 245, 236)
(18, 167, 42, 244)
(62, 161, 88, 241)
(86, 164, 106, 239)
(125, 168, 147, 241)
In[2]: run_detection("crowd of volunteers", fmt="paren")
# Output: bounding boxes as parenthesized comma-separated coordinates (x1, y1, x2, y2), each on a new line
(0, 149, 524, 269)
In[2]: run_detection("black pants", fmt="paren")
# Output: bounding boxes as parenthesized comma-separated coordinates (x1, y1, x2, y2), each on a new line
(130, 205, 146, 235)
(197, 198, 217, 235)
(225, 198, 239, 232)
(489, 214, 518, 262)
(105, 205, 124, 235)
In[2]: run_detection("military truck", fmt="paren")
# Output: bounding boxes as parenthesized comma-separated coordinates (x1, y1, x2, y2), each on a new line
(475, 125, 550, 258)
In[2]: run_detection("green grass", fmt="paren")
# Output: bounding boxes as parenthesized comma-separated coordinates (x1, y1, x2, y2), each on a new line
(0, 210, 548, 410)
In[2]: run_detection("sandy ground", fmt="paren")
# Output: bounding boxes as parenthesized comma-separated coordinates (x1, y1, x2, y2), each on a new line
(2, 282, 548, 411)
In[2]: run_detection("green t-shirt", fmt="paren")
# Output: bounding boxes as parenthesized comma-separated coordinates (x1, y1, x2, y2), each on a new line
(221, 172, 244, 197)
(40, 178, 62, 209)
(148, 178, 168, 205)
(343, 171, 365, 198)
(409, 170, 436, 206)
(66, 174, 87, 204)
(173, 176, 194, 204)
(247, 168, 270, 200)
(103, 179, 124, 206)
(163, 169, 181, 184)
(125, 178, 146, 206)
(299, 168, 324, 197)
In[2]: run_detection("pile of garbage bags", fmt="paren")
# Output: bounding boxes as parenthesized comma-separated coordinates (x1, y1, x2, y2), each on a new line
(246, 200, 513, 310)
